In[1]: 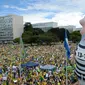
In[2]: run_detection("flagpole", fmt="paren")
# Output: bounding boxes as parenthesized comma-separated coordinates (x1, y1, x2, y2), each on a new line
(64, 29, 70, 85)
(66, 53, 68, 85)
(20, 36, 22, 78)
(19, 35, 27, 78)
(19, 36, 22, 78)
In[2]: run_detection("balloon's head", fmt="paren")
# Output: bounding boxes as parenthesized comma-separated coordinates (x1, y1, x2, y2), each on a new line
(79, 16, 85, 27)
(79, 17, 85, 35)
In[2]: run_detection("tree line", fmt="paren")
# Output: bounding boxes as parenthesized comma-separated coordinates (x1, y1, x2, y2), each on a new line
(13, 22, 81, 45)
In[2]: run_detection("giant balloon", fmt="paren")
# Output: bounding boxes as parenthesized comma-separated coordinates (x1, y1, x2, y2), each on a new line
(75, 16, 85, 85)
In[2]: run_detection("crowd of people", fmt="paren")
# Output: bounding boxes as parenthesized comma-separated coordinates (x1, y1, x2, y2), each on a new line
(0, 43, 79, 85)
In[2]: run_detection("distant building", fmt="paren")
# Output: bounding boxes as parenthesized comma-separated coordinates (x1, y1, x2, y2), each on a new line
(73, 27, 82, 31)
(0, 14, 23, 43)
(32, 22, 58, 32)
(59, 25, 76, 33)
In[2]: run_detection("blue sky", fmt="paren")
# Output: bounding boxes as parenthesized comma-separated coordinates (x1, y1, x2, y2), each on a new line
(1, 0, 85, 27)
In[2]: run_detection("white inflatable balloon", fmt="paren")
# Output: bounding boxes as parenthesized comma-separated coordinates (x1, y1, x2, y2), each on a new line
(75, 17, 85, 85)
(80, 17, 85, 35)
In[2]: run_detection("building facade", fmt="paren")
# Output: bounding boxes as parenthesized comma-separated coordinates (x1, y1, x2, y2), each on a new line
(59, 25, 76, 33)
(73, 27, 82, 31)
(32, 22, 58, 32)
(0, 14, 23, 43)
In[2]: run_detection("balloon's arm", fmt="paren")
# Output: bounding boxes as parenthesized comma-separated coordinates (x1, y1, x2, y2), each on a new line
(68, 54, 75, 69)
(80, 27, 85, 35)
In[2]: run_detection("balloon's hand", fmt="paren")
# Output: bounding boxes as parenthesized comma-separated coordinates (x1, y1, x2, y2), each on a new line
(70, 54, 75, 64)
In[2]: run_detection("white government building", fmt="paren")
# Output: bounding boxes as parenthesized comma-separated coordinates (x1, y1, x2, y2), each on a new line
(32, 22, 76, 32)
(32, 22, 58, 32)
(0, 14, 23, 43)
(59, 25, 76, 33)
(73, 27, 82, 31)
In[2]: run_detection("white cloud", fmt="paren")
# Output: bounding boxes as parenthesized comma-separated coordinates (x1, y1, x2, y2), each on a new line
(23, 13, 52, 24)
(3, 0, 85, 13)
(3, 0, 85, 28)
(3, 4, 65, 12)
(71, 0, 85, 10)
(27, 3, 61, 11)
(10, 6, 27, 11)
(3, 0, 85, 12)
(23, 12, 84, 28)
(52, 12, 85, 28)
(3, 5, 9, 8)
(3, 5, 27, 11)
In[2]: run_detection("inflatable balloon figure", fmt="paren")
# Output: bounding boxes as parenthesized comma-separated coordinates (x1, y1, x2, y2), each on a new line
(75, 16, 85, 85)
